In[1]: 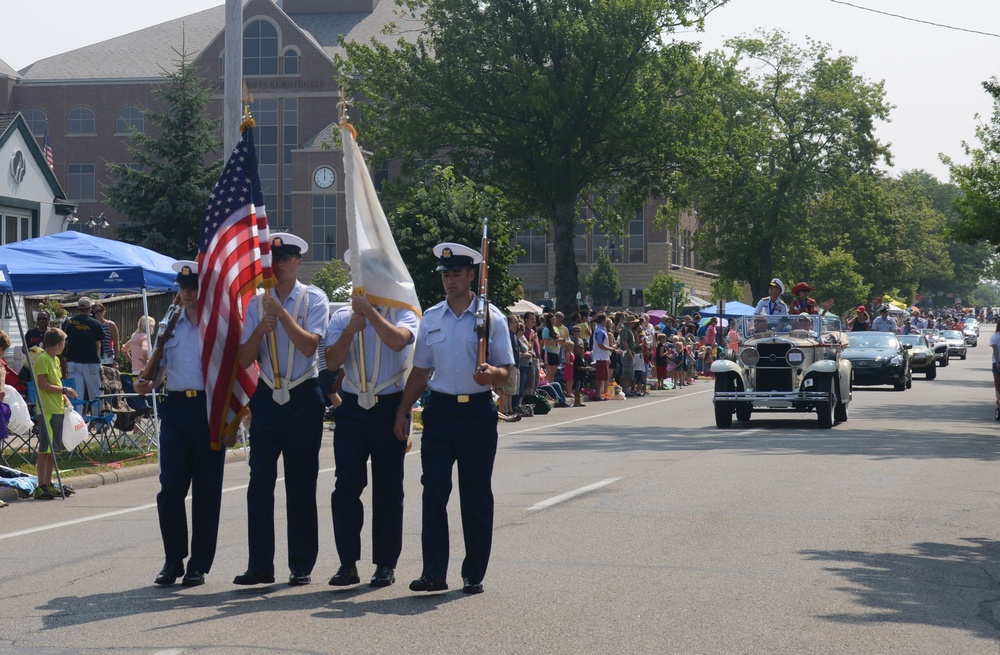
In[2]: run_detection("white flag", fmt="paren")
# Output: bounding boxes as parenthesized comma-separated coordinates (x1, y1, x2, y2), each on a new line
(340, 123, 422, 317)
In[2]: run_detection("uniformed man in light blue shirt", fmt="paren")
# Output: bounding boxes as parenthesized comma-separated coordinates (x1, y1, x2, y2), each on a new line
(137, 261, 228, 588)
(325, 249, 420, 589)
(234, 233, 329, 587)
(393, 241, 514, 595)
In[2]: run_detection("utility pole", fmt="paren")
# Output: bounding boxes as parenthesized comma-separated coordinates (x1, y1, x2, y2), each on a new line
(223, 0, 243, 156)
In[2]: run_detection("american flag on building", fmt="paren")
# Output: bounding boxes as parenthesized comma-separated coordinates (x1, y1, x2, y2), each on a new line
(43, 131, 53, 171)
(197, 125, 271, 449)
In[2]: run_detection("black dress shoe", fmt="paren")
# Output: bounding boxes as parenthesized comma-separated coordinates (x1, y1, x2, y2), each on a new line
(182, 571, 205, 587)
(462, 578, 484, 595)
(328, 562, 360, 586)
(288, 571, 312, 586)
(369, 565, 395, 588)
(409, 575, 448, 592)
(233, 569, 275, 585)
(154, 561, 185, 586)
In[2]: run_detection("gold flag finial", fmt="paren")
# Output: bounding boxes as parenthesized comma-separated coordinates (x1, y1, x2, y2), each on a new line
(240, 80, 256, 132)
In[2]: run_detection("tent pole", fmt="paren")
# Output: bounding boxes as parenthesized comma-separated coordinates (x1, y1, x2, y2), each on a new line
(10, 292, 66, 500)
(141, 288, 161, 474)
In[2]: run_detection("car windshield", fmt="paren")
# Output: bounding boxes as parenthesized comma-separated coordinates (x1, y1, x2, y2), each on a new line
(736, 314, 825, 338)
(848, 332, 899, 349)
(942, 330, 963, 339)
(897, 334, 926, 347)
(964, 317, 977, 324)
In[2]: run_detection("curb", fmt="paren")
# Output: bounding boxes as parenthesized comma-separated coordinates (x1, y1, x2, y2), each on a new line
(0, 448, 249, 504)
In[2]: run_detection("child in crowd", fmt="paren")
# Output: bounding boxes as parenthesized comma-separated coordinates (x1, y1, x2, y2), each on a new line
(571, 340, 592, 406)
(701, 341, 716, 379)
(34, 328, 78, 500)
(655, 333, 670, 390)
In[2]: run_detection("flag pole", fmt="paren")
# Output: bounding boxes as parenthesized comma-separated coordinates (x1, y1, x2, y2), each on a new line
(338, 86, 367, 394)
(242, 85, 282, 391)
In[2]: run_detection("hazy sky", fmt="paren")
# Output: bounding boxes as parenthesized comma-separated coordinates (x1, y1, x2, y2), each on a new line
(4, 0, 998, 181)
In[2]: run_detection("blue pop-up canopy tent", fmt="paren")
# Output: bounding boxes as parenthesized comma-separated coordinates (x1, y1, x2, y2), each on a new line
(0, 231, 177, 295)
(700, 301, 757, 317)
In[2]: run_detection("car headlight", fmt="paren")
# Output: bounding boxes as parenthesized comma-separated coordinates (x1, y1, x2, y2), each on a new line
(740, 348, 760, 366)
(890, 355, 903, 366)
(786, 348, 805, 366)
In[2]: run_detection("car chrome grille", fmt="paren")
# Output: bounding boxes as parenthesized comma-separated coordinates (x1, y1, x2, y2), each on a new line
(755, 343, 793, 392)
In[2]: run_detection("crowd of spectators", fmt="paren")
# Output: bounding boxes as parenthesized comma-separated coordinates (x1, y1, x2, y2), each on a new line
(495, 307, 721, 422)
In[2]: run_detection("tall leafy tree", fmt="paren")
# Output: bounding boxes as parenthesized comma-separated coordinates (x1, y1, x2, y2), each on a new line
(582, 254, 623, 307)
(945, 78, 1000, 248)
(386, 166, 520, 311)
(106, 48, 222, 258)
(692, 31, 892, 298)
(339, 0, 728, 312)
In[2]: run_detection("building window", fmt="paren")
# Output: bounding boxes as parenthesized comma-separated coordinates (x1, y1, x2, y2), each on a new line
(575, 206, 588, 262)
(312, 195, 337, 260)
(67, 164, 96, 200)
(22, 108, 47, 136)
(283, 48, 299, 75)
(115, 107, 144, 135)
(282, 98, 298, 229)
(591, 218, 623, 263)
(515, 222, 547, 264)
(1, 213, 31, 244)
(628, 210, 644, 263)
(67, 107, 96, 135)
(243, 19, 279, 76)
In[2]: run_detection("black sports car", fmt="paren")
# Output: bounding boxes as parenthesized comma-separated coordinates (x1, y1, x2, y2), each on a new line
(844, 332, 912, 391)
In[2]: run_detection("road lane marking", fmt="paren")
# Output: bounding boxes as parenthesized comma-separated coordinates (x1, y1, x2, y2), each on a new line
(0, 450, 423, 541)
(734, 428, 762, 437)
(505, 389, 712, 436)
(528, 477, 621, 511)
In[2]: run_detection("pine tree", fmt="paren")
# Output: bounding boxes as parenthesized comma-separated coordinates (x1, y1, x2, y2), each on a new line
(106, 47, 222, 259)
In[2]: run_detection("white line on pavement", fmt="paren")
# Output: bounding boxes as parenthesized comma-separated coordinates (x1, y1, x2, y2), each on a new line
(0, 449, 423, 541)
(528, 477, 621, 511)
(505, 388, 712, 436)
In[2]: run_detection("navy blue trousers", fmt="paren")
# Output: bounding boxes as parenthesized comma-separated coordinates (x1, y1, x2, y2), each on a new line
(156, 394, 225, 573)
(331, 392, 407, 568)
(419, 393, 498, 583)
(246, 379, 324, 575)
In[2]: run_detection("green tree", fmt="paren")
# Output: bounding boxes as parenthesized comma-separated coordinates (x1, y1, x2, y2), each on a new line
(582, 254, 622, 307)
(811, 248, 870, 316)
(692, 31, 892, 298)
(339, 0, 727, 313)
(645, 271, 689, 311)
(945, 78, 1000, 247)
(385, 166, 520, 310)
(106, 47, 222, 258)
(710, 278, 743, 303)
(312, 260, 352, 302)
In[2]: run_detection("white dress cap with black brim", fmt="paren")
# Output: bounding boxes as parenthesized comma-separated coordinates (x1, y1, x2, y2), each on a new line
(433, 242, 482, 272)
(269, 232, 309, 257)
(172, 260, 199, 287)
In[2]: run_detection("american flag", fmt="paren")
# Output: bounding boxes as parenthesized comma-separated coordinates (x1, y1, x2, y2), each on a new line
(197, 126, 271, 449)
(43, 131, 53, 171)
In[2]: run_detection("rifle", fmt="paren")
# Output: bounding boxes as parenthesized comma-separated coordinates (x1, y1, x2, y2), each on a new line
(475, 217, 490, 367)
(138, 293, 182, 383)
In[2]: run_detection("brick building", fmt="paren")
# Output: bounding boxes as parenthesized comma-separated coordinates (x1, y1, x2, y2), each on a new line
(0, 0, 723, 306)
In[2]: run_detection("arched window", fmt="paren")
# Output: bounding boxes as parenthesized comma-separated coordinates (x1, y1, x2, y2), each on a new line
(283, 48, 299, 75)
(243, 19, 279, 76)
(22, 108, 47, 136)
(67, 107, 96, 135)
(115, 106, 144, 135)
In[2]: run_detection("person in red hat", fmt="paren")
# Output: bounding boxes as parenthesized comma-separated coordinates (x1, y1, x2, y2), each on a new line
(788, 282, 834, 315)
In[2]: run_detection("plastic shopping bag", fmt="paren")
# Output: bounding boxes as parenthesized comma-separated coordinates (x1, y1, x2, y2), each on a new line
(62, 409, 87, 452)
(4, 386, 33, 435)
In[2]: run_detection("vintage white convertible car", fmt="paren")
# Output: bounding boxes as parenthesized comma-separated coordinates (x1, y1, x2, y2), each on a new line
(711, 314, 853, 429)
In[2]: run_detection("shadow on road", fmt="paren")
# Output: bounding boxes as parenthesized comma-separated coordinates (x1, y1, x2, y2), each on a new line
(509, 398, 1000, 461)
(37, 584, 464, 631)
(801, 537, 1000, 637)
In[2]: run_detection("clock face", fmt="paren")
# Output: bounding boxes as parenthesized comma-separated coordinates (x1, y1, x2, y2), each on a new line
(314, 166, 335, 189)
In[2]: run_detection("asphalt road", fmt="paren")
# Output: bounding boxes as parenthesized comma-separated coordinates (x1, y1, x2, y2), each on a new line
(3, 338, 1000, 654)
